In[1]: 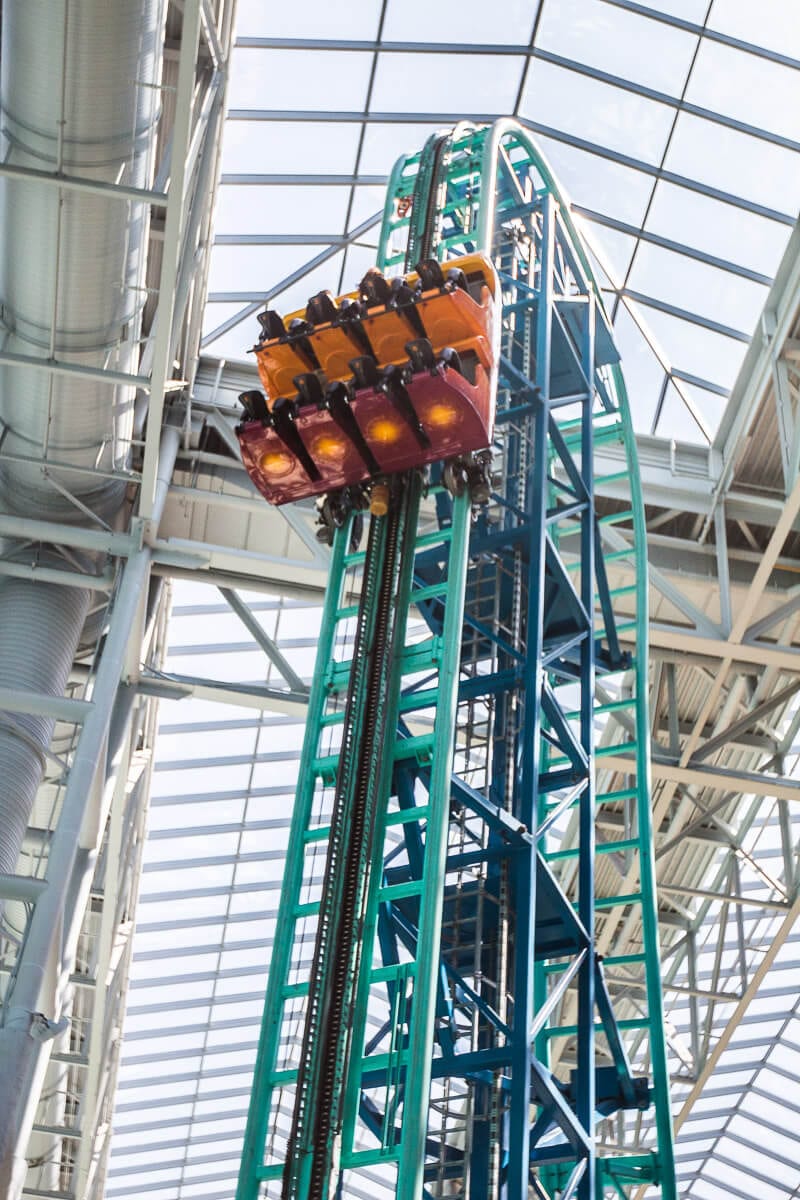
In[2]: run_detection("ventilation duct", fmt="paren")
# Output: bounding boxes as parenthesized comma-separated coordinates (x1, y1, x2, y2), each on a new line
(0, 0, 165, 886)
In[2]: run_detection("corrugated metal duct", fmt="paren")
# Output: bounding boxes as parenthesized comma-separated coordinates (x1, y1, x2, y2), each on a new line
(0, 0, 165, 892)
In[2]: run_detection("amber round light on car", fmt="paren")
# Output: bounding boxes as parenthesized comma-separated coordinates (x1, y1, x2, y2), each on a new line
(424, 399, 461, 428)
(310, 433, 347, 462)
(258, 449, 295, 477)
(367, 416, 403, 444)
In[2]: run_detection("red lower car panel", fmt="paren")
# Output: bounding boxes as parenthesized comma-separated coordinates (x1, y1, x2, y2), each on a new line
(238, 361, 492, 507)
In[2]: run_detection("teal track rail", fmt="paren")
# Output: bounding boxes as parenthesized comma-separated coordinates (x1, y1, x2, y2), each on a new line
(237, 119, 676, 1200)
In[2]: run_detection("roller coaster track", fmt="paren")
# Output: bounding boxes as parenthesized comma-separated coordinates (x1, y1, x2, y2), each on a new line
(237, 119, 676, 1200)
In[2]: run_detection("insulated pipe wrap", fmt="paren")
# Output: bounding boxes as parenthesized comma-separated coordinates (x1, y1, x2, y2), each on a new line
(0, 0, 164, 519)
(0, 0, 165, 891)
(0, 6, 167, 1184)
(0, 579, 90, 876)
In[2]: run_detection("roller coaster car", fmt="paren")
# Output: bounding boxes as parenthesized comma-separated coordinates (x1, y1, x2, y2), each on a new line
(236, 253, 499, 506)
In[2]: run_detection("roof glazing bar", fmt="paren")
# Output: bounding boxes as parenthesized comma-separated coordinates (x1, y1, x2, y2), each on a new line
(573, 206, 773, 287)
(200, 211, 381, 346)
(601, 0, 800, 73)
(238, 38, 799, 154)
(223, 110, 796, 226)
(220, 174, 388, 185)
(532, 47, 800, 155)
(619, 289, 750, 343)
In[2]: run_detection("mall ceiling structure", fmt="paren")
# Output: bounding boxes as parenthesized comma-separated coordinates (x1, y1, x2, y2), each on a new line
(0, 1, 797, 1199)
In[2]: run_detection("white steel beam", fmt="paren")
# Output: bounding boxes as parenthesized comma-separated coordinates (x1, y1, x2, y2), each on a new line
(599, 755, 800, 805)
(138, 672, 309, 716)
(138, 2, 203, 524)
(0, 429, 179, 1200)
(672, 891, 800, 1134)
(0, 160, 167, 205)
(705, 222, 800, 536)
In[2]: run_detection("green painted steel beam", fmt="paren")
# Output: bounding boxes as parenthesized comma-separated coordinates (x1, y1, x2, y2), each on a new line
(236, 117, 676, 1200)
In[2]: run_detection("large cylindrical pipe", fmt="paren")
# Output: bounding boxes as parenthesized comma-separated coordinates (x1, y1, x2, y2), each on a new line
(0, 4, 165, 1188)
(0, 0, 163, 520)
(0, 580, 91, 877)
(0, 0, 165, 859)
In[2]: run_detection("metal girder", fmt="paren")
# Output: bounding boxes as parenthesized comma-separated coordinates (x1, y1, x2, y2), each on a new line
(688, 681, 800, 765)
(0, 429, 179, 1195)
(0, 160, 168, 205)
(596, 431, 793, 527)
(199, 0, 222, 67)
(643, 627, 800, 673)
(672, 892, 800, 1133)
(604, 525, 723, 637)
(601, 755, 800, 804)
(0, 347, 150, 390)
(658, 883, 790, 913)
(0, 687, 92, 724)
(138, 1, 208, 523)
(219, 174, 389, 187)
(218, 587, 309, 695)
(707, 223, 800, 532)
(138, 671, 308, 715)
(0, 874, 48, 901)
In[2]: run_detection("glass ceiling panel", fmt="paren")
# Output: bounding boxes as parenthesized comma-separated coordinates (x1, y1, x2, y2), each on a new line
(209, 244, 328, 296)
(357, 119, 442, 172)
(345, 182, 389, 229)
(369, 50, 525, 112)
(647, 0, 709, 17)
(650, 380, 703, 442)
(534, 132, 656, 225)
(521, 58, 676, 164)
(602, 302, 668, 426)
(709, 0, 800, 58)
(215, 183, 352, 234)
(227, 47, 375, 111)
(632, 303, 746, 392)
(537, 0, 698, 96)
(234, 0, 382, 39)
(380, 0, 535, 43)
(667, 377, 728, 435)
(625, 240, 768, 335)
(644, 181, 789, 279)
(686, 39, 800, 143)
(583, 223, 638, 283)
(665, 112, 800, 216)
(220, 120, 362, 174)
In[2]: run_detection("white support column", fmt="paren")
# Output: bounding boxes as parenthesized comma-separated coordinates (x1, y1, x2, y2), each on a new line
(139, 1, 205, 525)
(0, 429, 179, 1200)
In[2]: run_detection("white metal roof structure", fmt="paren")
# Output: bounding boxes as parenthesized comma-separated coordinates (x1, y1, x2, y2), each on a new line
(0, 2, 798, 1199)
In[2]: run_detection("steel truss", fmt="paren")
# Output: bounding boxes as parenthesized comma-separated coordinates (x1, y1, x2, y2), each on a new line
(0, 3, 234, 1197)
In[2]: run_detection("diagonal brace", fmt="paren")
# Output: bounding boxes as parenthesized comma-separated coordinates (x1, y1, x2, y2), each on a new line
(219, 586, 309, 694)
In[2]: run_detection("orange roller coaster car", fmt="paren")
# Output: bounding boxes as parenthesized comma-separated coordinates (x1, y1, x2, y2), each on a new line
(236, 253, 499, 507)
